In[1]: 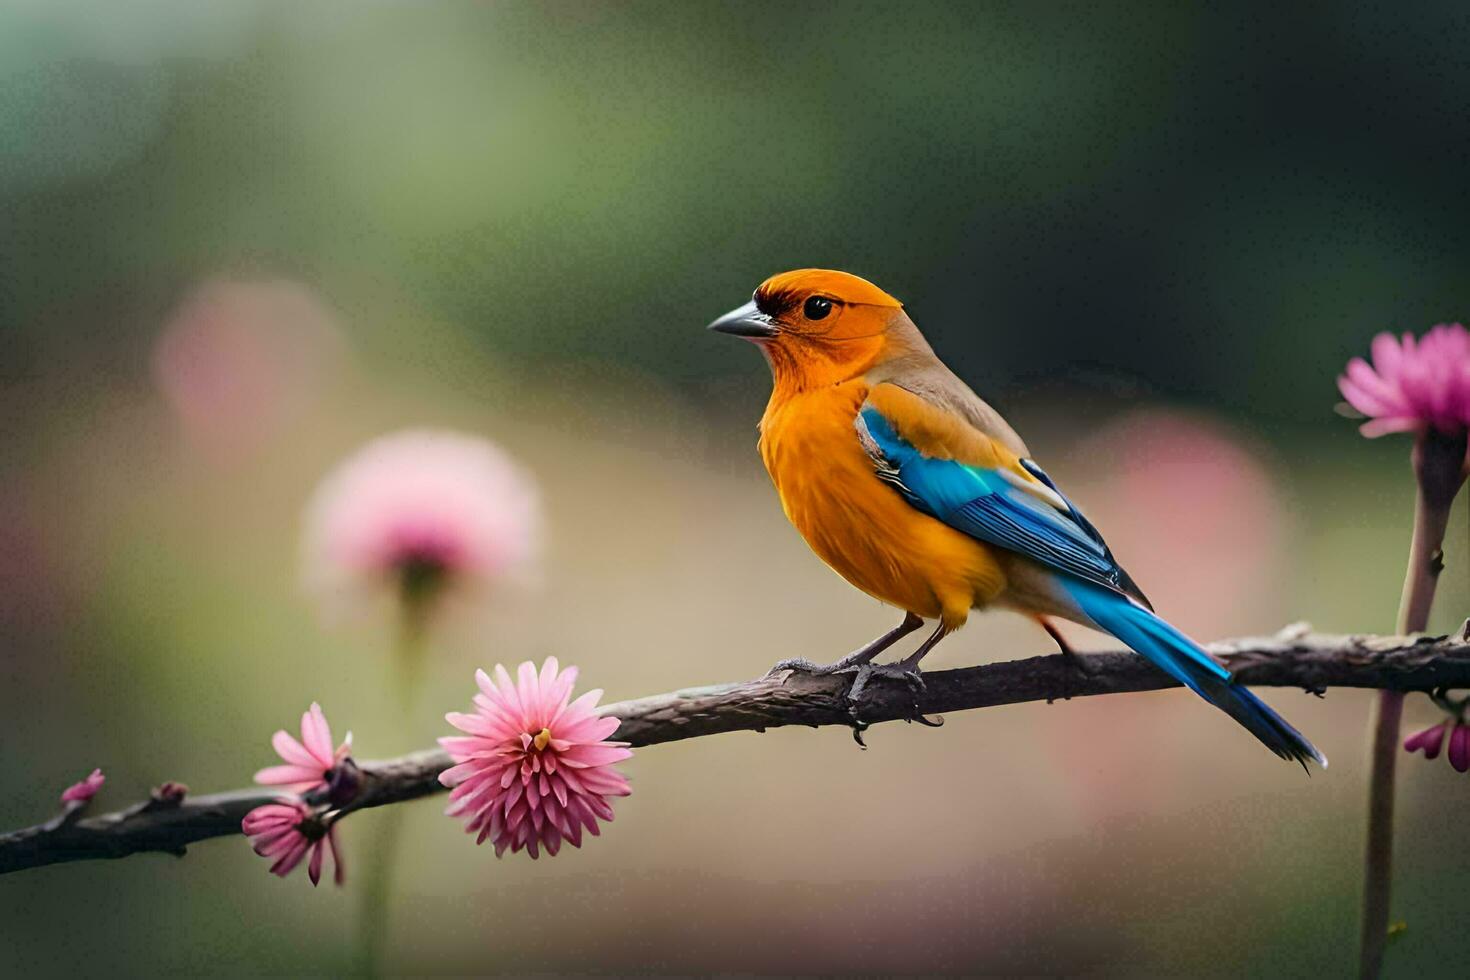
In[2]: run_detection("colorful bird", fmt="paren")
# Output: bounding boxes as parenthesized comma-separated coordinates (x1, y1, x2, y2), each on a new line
(708, 268, 1325, 768)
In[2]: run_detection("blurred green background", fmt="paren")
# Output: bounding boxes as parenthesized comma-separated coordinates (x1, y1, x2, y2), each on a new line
(3, 1, 1469, 975)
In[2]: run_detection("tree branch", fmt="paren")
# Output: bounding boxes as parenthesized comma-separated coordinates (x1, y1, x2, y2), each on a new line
(5, 625, 1468, 877)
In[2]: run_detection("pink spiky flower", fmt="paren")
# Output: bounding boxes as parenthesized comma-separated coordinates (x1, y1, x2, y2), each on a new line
(1337, 325, 1470, 437)
(60, 768, 105, 804)
(1404, 720, 1470, 773)
(254, 702, 352, 794)
(439, 658, 631, 859)
(302, 429, 541, 627)
(242, 800, 345, 886)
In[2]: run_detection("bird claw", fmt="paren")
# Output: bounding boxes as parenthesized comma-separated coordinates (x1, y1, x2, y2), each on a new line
(767, 656, 835, 677)
(846, 661, 925, 704)
(772, 655, 930, 746)
(768, 650, 883, 678)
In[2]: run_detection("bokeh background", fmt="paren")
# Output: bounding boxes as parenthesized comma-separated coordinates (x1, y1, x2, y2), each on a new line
(3, 1, 1469, 975)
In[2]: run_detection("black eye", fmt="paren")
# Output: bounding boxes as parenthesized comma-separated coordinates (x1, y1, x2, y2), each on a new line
(803, 296, 832, 320)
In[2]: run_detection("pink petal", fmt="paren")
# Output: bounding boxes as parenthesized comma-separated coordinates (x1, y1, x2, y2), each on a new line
(328, 827, 345, 885)
(558, 743, 633, 768)
(475, 681, 521, 721)
(250, 828, 300, 855)
(1370, 332, 1403, 377)
(270, 838, 310, 877)
(271, 730, 320, 768)
(493, 664, 522, 715)
(438, 735, 493, 758)
(473, 668, 496, 696)
(444, 711, 498, 737)
(439, 760, 490, 788)
(547, 663, 578, 708)
(300, 703, 334, 766)
(254, 764, 327, 787)
(559, 688, 604, 720)
(1346, 359, 1404, 410)
(1360, 416, 1421, 438)
(1450, 725, 1470, 773)
(556, 715, 621, 744)
(242, 802, 301, 833)
(1337, 375, 1394, 419)
(517, 661, 541, 719)
(308, 839, 324, 886)
(1404, 723, 1447, 759)
(577, 769, 632, 796)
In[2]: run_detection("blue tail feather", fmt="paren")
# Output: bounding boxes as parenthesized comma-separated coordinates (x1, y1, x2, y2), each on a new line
(1065, 579, 1326, 769)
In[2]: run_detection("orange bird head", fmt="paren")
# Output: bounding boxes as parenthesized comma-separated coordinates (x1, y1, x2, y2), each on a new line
(707, 269, 928, 391)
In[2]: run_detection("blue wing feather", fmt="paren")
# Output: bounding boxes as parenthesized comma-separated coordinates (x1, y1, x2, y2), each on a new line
(858, 407, 1131, 597)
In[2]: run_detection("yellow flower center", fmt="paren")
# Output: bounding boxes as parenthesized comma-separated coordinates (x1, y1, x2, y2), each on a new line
(532, 728, 552, 751)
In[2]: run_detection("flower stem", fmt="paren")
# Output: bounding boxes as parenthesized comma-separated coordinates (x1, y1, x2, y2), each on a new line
(356, 614, 429, 975)
(1359, 689, 1403, 980)
(355, 804, 406, 977)
(1359, 430, 1466, 980)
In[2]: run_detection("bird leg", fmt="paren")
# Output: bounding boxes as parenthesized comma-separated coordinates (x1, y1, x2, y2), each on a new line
(1041, 616, 1097, 677)
(1040, 616, 1096, 703)
(845, 621, 951, 703)
(768, 612, 924, 678)
(775, 617, 950, 743)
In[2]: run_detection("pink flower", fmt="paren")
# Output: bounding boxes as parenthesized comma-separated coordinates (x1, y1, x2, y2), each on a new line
(439, 658, 631, 859)
(254, 702, 352, 793)
(1338, 325, 1470, 437)
(60, 768, 104, 804)
(302, 430, 541, 621)
(1404, 721, 1470, 772)
(242, 800, 344, 886)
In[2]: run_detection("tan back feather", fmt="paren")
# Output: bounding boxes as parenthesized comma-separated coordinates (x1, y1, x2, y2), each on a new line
(868, 310, 1031, 458)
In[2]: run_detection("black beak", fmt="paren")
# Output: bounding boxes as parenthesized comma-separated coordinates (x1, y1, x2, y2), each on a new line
(707, 300, 778, 339)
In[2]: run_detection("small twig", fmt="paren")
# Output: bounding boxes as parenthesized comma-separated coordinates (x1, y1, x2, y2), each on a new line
(3, 627, 1469, 877)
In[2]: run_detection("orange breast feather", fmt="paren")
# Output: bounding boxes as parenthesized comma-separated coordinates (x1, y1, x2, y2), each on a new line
(758, 380, 1006, 626)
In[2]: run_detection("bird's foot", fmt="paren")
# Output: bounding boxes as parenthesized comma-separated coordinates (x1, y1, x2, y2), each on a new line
(845, 659, 926, 703)
(769, 654, 925, 702)
(846, 660, 940, 745)
(771, 630, 942, 745)
(767, 648, 880, 678)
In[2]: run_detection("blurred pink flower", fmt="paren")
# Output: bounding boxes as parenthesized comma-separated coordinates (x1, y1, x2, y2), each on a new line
(1404, 720, 1470, 773)
(1072, 409, 1289, 637)
(439, 658, 631, 859)
(302, 430, 541, 622)
(242, 800, 344, 886)
(1338, 325, 1470, 437)
(152, 278, 345, 459)
(255, 702, 352, 793)
(60, 768, 104, 804)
